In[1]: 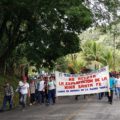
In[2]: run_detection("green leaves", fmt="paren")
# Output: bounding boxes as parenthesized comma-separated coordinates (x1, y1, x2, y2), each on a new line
(0, 0, 93, 72)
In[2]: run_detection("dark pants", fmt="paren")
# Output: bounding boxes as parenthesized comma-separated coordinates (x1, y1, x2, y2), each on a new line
(107, 90, 113, 104)
(2, 95, 13, 110)
(30, 93, 35, 103)
(38, 91, 45, 103)
(48, 89, 56, 104)
(99, 92, 104, 100)
(44, 89, 48, 103)
(35, 89, 39, 103)
(75, 95, 79, 100)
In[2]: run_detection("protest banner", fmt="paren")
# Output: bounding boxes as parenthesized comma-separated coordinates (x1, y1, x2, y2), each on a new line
(55, 66, 110, 96)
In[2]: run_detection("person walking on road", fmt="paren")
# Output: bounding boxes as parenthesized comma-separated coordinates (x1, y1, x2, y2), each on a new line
(29, 80, 36, 105)
(47, 76, 56, 105)
(19, 77, 30, 109)
(38, 76, 45, 104)
(115, 74, 120, 99)
(108, 73, 116, 104)
(1, 82, 14, 111)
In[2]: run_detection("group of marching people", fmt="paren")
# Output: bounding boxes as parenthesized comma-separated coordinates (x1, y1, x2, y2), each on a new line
(0, 74, 56, 111)
(1, 72, 120, 112)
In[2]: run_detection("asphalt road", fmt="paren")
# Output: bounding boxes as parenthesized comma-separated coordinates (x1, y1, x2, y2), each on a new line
(0, 95, 120, 120)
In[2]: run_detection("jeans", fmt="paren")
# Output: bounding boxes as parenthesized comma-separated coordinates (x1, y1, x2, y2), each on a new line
(35, 89, 39, 102)
(98, 92, 104, 100)
(116, 87, 120, 98)
(38, 91, 45, 103)
(48, 89, 56, 104)
(30, 93, 35, 103)
(2, 95, 13, 110)
(20, 94, 27, 108)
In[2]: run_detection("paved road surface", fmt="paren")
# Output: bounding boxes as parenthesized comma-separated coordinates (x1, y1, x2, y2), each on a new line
(0, 95, 120, 120)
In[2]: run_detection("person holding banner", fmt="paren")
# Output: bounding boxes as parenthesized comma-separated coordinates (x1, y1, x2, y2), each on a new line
(108, 73, 116, 104)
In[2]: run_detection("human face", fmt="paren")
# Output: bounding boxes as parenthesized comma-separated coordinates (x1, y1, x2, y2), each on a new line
(23, 79, 27, 83)
(6, 83, 9, 86)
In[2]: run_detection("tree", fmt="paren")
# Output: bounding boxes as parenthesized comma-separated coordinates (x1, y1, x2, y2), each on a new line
(81, 40, 102, 69)
(0, 0, 36, 73)
(55, 53, 87, 73)
(99, 0, 120, 70)
(0, 0, 93, 73)
(85, 0, 120, 26)
(24, 0, 93, 69)
(100, 49, 113, 69)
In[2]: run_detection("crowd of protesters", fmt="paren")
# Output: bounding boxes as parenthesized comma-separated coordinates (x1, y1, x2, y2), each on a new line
(0, 72, 120, 112)
(0, 74, 56, 111)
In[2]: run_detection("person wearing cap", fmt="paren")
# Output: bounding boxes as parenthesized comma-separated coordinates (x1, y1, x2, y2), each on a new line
(1, 82, 14, 111)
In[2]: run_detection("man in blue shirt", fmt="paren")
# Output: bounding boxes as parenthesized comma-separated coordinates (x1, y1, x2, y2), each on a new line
(108, 73, 116, 104)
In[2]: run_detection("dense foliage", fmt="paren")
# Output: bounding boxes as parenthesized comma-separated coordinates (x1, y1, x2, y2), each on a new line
(0, 0, 93, 73)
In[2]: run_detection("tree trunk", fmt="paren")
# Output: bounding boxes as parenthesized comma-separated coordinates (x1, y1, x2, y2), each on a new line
(0, 57, 6, 74)
(0, 45, 14, 74)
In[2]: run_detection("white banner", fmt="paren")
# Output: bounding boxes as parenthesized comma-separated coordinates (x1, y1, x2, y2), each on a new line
(55, 66, 110, 96)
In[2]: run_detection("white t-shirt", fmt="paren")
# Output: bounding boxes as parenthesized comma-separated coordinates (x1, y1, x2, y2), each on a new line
(48, 80, 56, 90)
(20, 83, 29, 94)
(116, 78, 120, 87)
(38, 80, 45, 91)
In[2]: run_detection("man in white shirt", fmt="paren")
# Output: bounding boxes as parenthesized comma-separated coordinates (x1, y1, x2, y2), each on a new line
(37, 76, 45, 104)
(20, 77, 30, 109)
